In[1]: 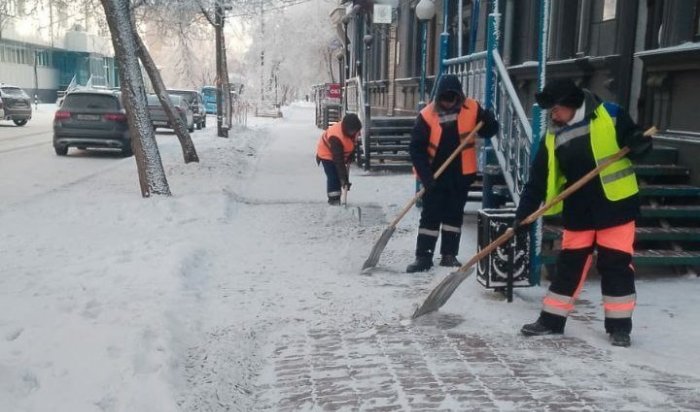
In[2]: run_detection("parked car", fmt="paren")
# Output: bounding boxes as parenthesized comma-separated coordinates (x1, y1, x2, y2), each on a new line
(201, 86, 217, 114)
(0, 84, 32, 126)
(147, 94, 195, 132)
(52, 89, 131, 156)
(166, 89, 206, 129)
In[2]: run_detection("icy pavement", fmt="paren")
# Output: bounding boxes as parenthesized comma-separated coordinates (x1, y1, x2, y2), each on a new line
(1, 102, 699, 411)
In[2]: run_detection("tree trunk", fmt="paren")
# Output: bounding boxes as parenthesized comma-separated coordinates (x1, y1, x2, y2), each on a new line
(100, 0, 171, 197)
(215, 1, 228, 137)
(130, 16, 199, 163)
(220, 30, 233, 130)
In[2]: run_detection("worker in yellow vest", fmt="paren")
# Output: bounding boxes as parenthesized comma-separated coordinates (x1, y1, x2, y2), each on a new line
(515, 79, 652, 347)
(407, 74, 498, 272)
(316, 114, 362, 205)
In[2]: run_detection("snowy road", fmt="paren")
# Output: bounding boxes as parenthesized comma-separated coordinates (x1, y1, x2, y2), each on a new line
(0, 105, 133, 210)
(2, 103, 700, 411)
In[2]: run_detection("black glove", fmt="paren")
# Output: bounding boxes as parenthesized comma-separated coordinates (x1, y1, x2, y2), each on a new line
(421, 177, 436, 192)
(342, 181, 352, 191)
(512, 218, 530, 235)
(627, 131, 652, 159)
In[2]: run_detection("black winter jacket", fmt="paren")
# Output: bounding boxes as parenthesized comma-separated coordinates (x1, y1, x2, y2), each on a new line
(515, 91, 651, 230)
(410, 103, 498, 192)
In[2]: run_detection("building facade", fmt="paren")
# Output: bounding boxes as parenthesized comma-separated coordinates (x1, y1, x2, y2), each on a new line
(0, 0, 116, 102)
(337, 0, 700, 182)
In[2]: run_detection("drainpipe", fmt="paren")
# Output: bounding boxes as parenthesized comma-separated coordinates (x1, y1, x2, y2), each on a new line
(503, 0, 514, 65)
(438, 0, 450, 76)
(529, 0, 550, 286)
(482, 0, 500, 210)
(458, 0, 463, 55)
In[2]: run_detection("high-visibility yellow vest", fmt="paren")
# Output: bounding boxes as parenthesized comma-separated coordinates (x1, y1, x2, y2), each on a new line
(543, 104, 638, 215)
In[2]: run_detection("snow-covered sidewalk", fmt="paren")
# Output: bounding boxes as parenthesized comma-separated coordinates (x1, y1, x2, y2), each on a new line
(1, 103, 700, 411)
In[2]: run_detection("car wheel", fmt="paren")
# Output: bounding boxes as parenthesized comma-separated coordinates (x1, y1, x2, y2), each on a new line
(196, 121, 202, 130)
(188, 124, 195, 133)
(13, 119, 28, 126)
(55, 146, 68, 156)
(121, 146, 133, 157)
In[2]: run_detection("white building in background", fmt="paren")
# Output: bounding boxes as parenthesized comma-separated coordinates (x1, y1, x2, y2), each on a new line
(0, 0, 115, 102)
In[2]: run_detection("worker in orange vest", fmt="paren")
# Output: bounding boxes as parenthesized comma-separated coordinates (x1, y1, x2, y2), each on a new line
(316, 114, 362, 205)
(407, 74, 499, 272)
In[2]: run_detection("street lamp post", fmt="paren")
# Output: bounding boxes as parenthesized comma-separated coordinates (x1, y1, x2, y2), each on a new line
(416, 0, 435, 109)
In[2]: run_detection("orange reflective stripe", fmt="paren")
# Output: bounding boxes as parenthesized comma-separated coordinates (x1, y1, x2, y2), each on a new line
(571, 254, 593, 300)
(596, 221, 635, 254)
(561, 229, 595, 250)
(543, 297, 574, 311)
(604, 301, 636, 311)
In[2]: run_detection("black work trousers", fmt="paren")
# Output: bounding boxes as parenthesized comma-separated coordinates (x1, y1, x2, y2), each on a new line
(415, 184, 470, 258)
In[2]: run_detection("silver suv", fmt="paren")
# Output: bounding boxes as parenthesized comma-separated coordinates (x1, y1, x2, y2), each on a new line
(166, 89, 206, 129)
(0, 84, 32, 126)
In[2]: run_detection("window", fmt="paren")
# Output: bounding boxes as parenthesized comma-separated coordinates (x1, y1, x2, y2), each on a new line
(602, 0, 617, 21)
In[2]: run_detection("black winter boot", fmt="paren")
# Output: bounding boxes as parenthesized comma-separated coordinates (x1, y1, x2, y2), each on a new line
(328, 196, 341, 206)
(439, 255, 462, 267)
(609, 331, 631, 347)
(520, 320, 563, 336)
(406, 256, 433, 273)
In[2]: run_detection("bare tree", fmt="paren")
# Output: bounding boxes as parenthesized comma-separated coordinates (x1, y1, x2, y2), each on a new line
(100, 0, 171, 197)
(129, 13, 199, 163)
(0, 0, 16, 39)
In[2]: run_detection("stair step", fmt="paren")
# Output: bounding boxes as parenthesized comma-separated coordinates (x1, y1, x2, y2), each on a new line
(367, 135, 412, 142)
(637, 145, 678, 165)
(371, 116, 416, 127)
(370, 126, 413, 134)
(371, 153, 411, 161)
(640, 205, 700, 218)
(634, 164, 690, 177)
(543, 226, 700, 242)
(364, 163, 413, 171)
(366, 145, 410, 152)
(639, 184, 700, 197)
(540, 249, 700, 265)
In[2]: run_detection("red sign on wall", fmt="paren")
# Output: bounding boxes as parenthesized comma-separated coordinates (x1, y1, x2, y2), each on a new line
(327, 83, 341, 99)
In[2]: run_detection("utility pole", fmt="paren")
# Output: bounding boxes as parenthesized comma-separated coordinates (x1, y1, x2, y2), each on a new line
(215, 0, 227, 137)
(259, 0, 265, 112)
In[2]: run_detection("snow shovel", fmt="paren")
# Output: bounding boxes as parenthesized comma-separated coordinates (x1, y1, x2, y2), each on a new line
(341, 185, 362, 224)
(412, 126, 658, 319)
(361, 121, 485, 272)
(342, 164, 362, 224)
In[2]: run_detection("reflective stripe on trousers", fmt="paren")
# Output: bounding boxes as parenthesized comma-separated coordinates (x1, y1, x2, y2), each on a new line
(542, 221, 636, 325)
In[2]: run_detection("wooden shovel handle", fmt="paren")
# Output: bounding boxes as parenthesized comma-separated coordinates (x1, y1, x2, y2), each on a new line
(387, 121, 485, 228)
(457, 126, 658, 272)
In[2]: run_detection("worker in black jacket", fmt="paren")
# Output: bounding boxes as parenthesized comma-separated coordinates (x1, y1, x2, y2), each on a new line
(406, 74, 499, 272)
(515, 78, 652, 347)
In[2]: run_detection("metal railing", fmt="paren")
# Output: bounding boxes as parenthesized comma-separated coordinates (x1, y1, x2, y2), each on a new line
(443, 51, 488, 103)
(443, 47, 539, 283)
(442, 49, 532, 204)
(490, 50, 533, 204)
(345, 77, 369, 168)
